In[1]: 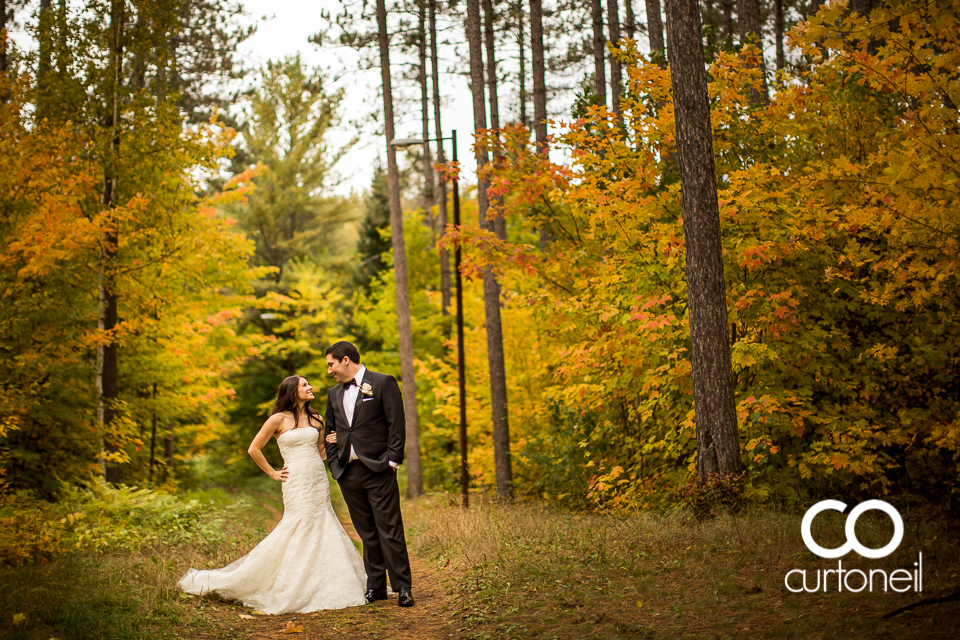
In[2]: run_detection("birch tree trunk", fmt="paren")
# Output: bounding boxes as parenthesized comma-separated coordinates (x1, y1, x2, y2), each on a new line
(664, 0, 742, 482)
(466, 0, 513, 500)
(375, 0, 423, 498)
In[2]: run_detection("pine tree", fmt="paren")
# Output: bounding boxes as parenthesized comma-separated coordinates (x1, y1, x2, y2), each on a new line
(664, 0, 742, 484)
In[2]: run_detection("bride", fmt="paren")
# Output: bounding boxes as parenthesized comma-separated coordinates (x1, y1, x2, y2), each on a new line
(177, 375, 368, 613)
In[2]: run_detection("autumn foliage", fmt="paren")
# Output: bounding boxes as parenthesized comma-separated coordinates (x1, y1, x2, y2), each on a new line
(0, 76, 259, 494)
(442, 0, 959, 511)
(1, 0, 957, 518)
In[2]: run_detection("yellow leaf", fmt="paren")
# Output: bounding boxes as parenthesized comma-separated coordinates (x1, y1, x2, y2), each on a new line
(283, 621, 304, 633)
(13, 613, 26, 625)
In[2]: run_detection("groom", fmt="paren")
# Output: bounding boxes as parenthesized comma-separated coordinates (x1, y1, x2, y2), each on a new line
(323, 341, 414, 607)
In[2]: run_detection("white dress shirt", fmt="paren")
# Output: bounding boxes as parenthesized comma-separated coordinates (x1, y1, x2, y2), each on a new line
(342, 366, 365, 461)
(341, 366, 399, 469)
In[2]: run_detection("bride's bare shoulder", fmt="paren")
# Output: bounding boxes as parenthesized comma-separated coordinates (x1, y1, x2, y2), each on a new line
(265, 412, 291, 429)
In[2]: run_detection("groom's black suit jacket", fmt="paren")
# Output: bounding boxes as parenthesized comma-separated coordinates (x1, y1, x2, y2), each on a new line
(324, 368, 406, 481)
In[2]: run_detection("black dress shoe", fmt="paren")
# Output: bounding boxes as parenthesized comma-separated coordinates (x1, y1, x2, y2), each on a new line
(364, 588, 388, 603)
(397, 587, 415, 607)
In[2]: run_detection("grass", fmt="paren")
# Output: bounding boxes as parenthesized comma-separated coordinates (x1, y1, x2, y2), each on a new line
(0, 473, 402, 640)
(408, 497, 960, 640)
(4, 482, 959, 640)
(0, 478, 282, 640)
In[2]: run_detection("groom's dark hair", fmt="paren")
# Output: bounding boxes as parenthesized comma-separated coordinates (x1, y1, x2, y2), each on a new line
(326, 341, 361, 364)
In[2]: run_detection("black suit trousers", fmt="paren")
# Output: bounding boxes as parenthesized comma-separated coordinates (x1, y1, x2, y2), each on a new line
(338, 461, 412, 591)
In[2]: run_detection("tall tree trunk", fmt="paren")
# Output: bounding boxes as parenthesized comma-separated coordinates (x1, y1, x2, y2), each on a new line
(645, 0, 665, 60)
(625, 0, 636, 41)
(466, 0, 513, 500)
(849, 0, 878, 54)
(429, 0, 451, 331)
(482, 0, 507, 241)
(131, 15, 146, 93)
(737, 0, 762, 42)
(482, 0, 500, 133)
(147, 380, 157, 478)
(0, 0, 7, 91)
(805, 1, 826, 61)
(376, 0, 423, 498)
(149, 386, 158, 480)
(164, 423, 174, 479)
(38, 0, 53, 89)
(664, 0, 742, 482)
(737, 0, 769, 103)
(417, 0, 435, 221)
(773, 0, 784, 71)
(774, 0, 784, 71)
(721, 0, 733, 42)
(516, 0, 527, 128)
(606, 0, 623, 123)
(530, 0, 550, 251)
(57, 0, 67, 80)
(100, 0, 125, 486)
(590, 0, 607, 106)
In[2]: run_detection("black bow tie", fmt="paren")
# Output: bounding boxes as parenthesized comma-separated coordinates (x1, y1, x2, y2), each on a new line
(343, 378, 357, 388)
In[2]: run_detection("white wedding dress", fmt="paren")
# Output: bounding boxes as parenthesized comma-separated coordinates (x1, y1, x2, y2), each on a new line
(178, 427, 367, 613)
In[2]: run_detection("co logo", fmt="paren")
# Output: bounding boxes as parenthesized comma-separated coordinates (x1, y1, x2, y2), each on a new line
(801, 499, 903, 559)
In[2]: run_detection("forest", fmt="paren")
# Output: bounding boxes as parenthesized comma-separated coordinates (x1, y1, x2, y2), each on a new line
(0, 0, 958, 637)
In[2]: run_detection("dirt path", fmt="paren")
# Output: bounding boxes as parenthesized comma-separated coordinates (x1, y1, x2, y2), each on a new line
(192, 554, 461, 640)
(183, 496, 462, 639)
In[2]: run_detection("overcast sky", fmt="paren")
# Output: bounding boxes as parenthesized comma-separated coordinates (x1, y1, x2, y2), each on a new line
(9, 0, 482, 197)
(234, 0, 482, 197)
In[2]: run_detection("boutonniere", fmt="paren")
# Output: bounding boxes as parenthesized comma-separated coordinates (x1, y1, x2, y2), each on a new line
(360, 382, 373, 397)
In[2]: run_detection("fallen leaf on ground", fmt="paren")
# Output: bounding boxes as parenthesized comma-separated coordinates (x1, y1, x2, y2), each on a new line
(239, 614, 256, 620)
(283, 621, 304, 634)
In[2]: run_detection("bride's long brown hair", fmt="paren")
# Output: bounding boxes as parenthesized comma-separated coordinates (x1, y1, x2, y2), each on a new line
(270, 375, 322, 430)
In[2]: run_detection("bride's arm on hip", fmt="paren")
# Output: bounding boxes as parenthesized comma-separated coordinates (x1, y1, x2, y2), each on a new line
(248, 414, 286, 482)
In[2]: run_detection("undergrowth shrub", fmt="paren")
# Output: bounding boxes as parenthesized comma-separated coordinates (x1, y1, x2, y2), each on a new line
(0, 479, 249, 564)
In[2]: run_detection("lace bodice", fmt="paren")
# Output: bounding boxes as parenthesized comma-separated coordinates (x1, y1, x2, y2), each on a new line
(277, 428, 332, 518)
